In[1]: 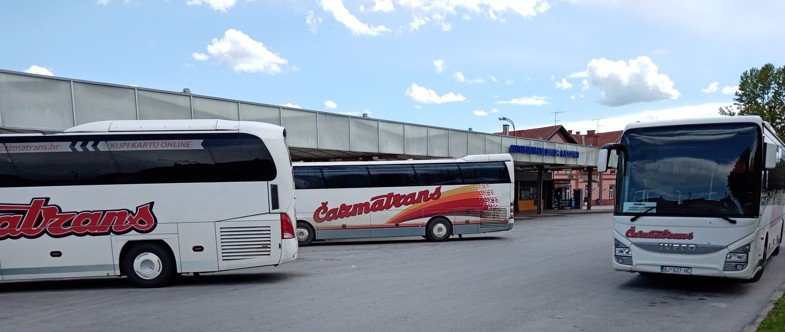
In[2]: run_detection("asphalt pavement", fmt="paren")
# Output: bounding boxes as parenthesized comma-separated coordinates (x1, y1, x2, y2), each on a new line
(1, 212, 784, 331)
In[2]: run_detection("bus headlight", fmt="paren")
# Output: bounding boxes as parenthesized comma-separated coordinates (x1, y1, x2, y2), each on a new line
(723, 242, 751, 271)
(615, 247, 631, 256)
(725, 253, 748, 262)
(614, 239, 632, 266)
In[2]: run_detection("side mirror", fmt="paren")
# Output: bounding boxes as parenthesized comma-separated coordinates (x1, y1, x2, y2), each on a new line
(597, 147, 619, 173)
(598, 149, 609, 173)
(765, 143, 779, 170)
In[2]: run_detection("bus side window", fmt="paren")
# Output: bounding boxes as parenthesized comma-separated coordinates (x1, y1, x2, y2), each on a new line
(293, 167, 325, 189)
(368, 165, 417, 187)
(322, 166, 371, 189)
(414, 163, 462, 186)
(9, 145, 118, 187)
(767, 152, 785, 192)
(205, 135, 277, 182)
(459, 162, 511, 184)
(0, 149, 21, 187)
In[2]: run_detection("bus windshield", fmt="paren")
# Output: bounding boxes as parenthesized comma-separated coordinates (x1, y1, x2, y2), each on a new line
(617, 123, 761, 217)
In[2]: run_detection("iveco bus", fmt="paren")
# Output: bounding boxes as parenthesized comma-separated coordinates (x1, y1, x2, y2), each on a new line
(599, 116, 784, 281)
(0, 120, 297, 287)
(293, 154, 515, 245)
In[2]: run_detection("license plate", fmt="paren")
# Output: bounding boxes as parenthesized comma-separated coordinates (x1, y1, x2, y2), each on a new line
(660, 266, 692, 275)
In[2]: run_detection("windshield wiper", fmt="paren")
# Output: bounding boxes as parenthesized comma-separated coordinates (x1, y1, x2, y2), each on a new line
(630, 206, 656, 222)
(720, 216, 737, 224)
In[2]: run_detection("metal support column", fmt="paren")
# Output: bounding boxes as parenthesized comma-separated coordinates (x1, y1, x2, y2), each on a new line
(586, 167, 593, 210)
(537, 166, 544, 215)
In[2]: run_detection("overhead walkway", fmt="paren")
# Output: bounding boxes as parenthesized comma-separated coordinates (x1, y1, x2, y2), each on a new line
(0, 69, 598, 169)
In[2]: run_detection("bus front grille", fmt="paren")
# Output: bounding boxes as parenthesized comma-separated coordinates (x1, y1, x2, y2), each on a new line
(219, 226, 272, 261)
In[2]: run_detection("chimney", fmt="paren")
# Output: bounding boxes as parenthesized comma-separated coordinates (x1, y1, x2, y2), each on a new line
(502, 124, 510, 135)
(587, 130, 598, 146)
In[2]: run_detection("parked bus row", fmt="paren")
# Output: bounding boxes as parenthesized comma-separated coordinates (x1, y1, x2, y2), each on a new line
(2, 115, 782, 287)
(0, 120, 514, 287)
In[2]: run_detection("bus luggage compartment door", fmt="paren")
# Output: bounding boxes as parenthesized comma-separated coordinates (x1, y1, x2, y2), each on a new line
(215, 219, 281, 271)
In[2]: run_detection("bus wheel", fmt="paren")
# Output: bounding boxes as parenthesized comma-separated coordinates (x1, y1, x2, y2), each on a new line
(123, 243, 175, 288)
(426, 218, 452, 242)
(296, 221, 315, 246)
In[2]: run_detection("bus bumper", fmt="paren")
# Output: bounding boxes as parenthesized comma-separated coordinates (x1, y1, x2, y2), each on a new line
(612, 231, 762, 280)
(279, 238, 298, 264)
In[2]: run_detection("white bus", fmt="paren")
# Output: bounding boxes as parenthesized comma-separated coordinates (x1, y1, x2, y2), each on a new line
(292, 154, 515, 245)
(599, 116, 785, 281)
(0, 120, 298, 287)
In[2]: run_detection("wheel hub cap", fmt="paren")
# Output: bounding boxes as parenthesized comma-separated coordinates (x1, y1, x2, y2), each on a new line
(133, 252, 162, 280)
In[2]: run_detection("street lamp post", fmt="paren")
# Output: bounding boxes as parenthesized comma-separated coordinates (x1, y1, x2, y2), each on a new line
(498, 117, 516, 134)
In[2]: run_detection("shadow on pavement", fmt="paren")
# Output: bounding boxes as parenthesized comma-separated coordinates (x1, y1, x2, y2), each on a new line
(619, 273, 750, 296)
(309, 235, 506, 247)
(0, 272, 301, 293)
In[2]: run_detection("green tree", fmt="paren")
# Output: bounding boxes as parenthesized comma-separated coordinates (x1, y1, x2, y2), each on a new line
(720, 63, 785, 139)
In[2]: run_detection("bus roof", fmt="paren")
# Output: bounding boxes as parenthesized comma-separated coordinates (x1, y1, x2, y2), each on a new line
(293, 154, 513, 167)
(60, 120, 284, 139)
(624, 116, 764, 131)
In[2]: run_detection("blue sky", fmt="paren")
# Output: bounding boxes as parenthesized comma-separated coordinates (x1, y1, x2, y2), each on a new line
(2, 0, 783, 133)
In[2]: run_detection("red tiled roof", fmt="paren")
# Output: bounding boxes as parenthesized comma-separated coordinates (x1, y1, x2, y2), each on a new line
(507, 125, 561, 140)
(596, 130, 623, 146)
(570, 130, 622, 147)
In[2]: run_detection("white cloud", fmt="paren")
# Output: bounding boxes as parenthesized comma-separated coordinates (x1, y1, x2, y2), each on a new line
(454, 71, 483, 84)
(491, 108, 500, 113)
(321, 0, 391, 36)
(192, 52, 209, 61)
(701, 82, 719, 93)
(202, 29, 290, 74)
(497, 96, 548, 106)
(722, 86, 739, 95)
(414, 105, 423, 109)
(409, 15, 430, 31)
(306, 11, 324, 34)
(97, 0, 109, 5)
(283, 103, 301, 109)
(569, 71, 587, 78)
(505, 79, 514, 85)
(397, 0, 552, 20)
(585, 56, 680, 106)
(433, 59, 445, 73)
(581, 79, 589, 91)
(473, 109, 489, 116)
(324, 100, 338, 109)
(373, 0, 394, 12)
(489, 75, 497, 82)
(555, 78, 573, 90)
(23, 65, 53, 76)
(560, 103, 725, 133)
(186, 0, 236, 12)
(405, 83, 466, 104)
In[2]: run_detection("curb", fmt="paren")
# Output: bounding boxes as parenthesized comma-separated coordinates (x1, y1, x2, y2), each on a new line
(743, 279, 785, 331)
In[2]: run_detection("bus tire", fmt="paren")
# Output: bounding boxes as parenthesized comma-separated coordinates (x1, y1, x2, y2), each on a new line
(426, 217, 452, 242)
(296, 221, 315, 246)
(123, 243, 175, 288)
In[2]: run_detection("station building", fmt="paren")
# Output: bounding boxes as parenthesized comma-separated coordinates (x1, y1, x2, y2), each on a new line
(0, 69, 600, 214)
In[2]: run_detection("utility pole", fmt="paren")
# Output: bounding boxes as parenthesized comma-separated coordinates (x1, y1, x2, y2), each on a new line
(552, 111, 565, 125)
